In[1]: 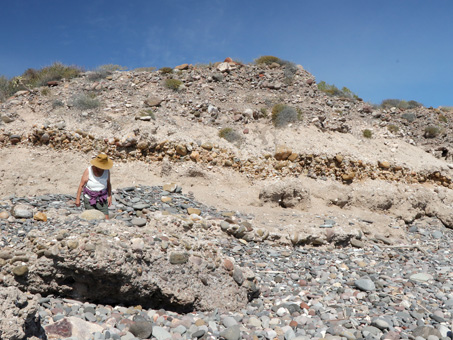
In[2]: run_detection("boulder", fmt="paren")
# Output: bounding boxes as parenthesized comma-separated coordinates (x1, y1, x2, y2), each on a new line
(0, 287, 42, 340)
(80, 209, 105, 220)
(259, 179, 311, 209)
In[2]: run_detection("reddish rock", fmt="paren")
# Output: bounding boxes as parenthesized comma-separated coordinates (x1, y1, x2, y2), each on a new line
(243, 128, 249, 134)
(223, 259, 234, 272)
(47, 81, 59, 87)
(306, 79, 314, 85)
(300, 302, 310, 310)
(224, 57, 233, 62)
(44, 318, 72, 338)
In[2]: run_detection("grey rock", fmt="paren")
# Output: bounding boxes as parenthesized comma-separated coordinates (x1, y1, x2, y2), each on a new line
(354, 279, 376, 291)
(219, 324, 241, 340)
(152, 326, 172, 340)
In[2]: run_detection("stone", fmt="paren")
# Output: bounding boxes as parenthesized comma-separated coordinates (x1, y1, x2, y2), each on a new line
(201, 142, 213, 151)
(354, 279, 376, 291)
(274, 145, 292, 161)
(12, 204, 34, 219)
(219, 324, 241, 340)
(378, 160, 391, 169)
(10, 134, 21, 144)
(33, 212, 47, 222)
(45, 317, 104, 340)
(144, 96, 163, 107)
(131, 218, 147, 227)
(0, 211, 9, 219)
(153, 325, 172, 340)
(80, 210, 105, 220)
(163, 183, 178, 192)
(187, 208, 201, 215)
(129, 320, 153, 339)
(410, 273, 433, 282)
(176, 144, 188, 156)
(13, 265, 29, 276)
(174, 63, 189, 70)
(217, 62, 230, 73)
(169, 252, 189, 264)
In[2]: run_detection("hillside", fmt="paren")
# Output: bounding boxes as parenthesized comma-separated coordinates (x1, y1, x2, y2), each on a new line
(1, 59, 453, 339)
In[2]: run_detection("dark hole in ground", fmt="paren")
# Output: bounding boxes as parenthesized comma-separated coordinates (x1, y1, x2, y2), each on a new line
(24, 269, 195, 314)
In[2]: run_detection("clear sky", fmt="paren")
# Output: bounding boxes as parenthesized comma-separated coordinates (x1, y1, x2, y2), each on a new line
(1, 0, 452, 107)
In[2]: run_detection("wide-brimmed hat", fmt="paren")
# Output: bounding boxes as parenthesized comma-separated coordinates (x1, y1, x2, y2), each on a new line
(90, 153, 113, 170)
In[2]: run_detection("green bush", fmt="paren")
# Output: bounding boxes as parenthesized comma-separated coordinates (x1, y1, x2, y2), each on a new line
(219, 127, 242, 144)
(381, 99, 423, 110)
(424, 126, 440, 138)
(0, 76, 15, 101)
(317, 81, 358, 99)
(362, 129, 373, 138)
(401, 112, 416, 123)
(133, 67, 156, 72)
(164, 78, 182, 91)
(387, 124, 399, 133)
(21, 62, 82, 88)
(88, 64, 126, 81)
(71, 93, 101, 110)
(160, 67, 173, 74)
(52, 99, 65, 109)
(439, 114, 448, 123)
(271, 104, 301, 127)
(255, 55, 281, 65)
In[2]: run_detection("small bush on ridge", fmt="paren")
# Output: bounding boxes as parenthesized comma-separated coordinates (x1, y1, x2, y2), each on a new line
(271, 104, 301, 127)
(160, 67, 173, 74)
(362, 129, 372, 138)
(71, 93, 101, 110)
(255, 56, 281, 65)
(401, 112, 416, 123)
(317, 81, 359, 100)
(219, 127, 242, 144)
(424, 126, 440, 138)
(22, 62, 82, 88)
(164, 78, 182, 91)
(381, 99, 423, 110)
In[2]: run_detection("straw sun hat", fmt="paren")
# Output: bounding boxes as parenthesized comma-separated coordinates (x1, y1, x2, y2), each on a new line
(90, 153, 113, 170)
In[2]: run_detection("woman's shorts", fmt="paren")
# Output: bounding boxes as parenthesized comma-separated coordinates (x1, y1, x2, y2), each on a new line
(83, 196, 108, 215)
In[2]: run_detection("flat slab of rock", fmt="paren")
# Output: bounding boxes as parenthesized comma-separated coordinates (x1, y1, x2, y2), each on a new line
(80, 210, 105, 220)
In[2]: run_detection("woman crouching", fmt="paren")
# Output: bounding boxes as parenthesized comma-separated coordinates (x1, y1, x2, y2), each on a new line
(76, 153, 113, 219)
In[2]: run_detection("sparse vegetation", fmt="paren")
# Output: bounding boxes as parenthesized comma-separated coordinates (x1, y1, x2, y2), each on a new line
(160, 67, 174, 74)
(424, 126, 440, 138)
(255, 55, 281, 65)
(21, 62, 82, 88)
(164, 78, 182, 91)
(439, 114, 448, 123)
(88, 64, 126, 81)
(271, 103, 301, 127)
(381, 99, 423, 110)
(401, 112, 416, 123)
(52, 99, 65, 109)
(387, 124, 399, 134)
(362, 129, 373, 138)
(71, 93, 101, 110)
(260, 107, 268, 117)
(133, 67, 156, 72)
(41, 88, 50, 96)
(317, 81, 359, 100)
(219, 127, 242, 144)
(0, 76, 14, 101)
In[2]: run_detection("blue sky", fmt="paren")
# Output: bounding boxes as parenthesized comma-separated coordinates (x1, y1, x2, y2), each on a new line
(1, 0, 452, 107)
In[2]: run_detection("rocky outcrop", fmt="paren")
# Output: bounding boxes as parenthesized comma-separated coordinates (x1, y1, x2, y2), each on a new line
(0, 286, 44, 340)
